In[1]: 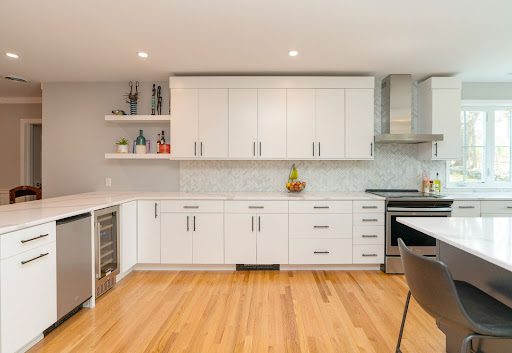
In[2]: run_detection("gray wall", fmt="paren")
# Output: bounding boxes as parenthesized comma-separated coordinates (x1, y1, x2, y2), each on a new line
(0, 103, 42, 189)
(42, 82, 179, 198)
(462, 82, 512, 100)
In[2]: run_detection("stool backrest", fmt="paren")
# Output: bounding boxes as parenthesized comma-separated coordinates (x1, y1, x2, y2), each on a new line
(398, 238, 477, 333)
(9, 186, 42, 204)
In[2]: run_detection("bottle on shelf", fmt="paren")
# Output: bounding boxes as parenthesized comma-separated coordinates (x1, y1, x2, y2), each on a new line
(135, 130, 147, 154)
(157, 133, 161, 153)
(160, 130, 166, 145)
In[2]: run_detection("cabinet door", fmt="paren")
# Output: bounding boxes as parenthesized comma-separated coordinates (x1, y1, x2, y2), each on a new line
(432, 88, 462, 160)
(257, 89, 287, 158)
(161, 213, 192, 264)
(287, 89, 316, 159)
(229, 89, 258, 158)
(1, 242, 57, 353)
(199, 89, 228, 158)
(345, 89, 374, 159)
(316, 89, 345, 159)
(137, 201, 161, 264)
(193, 214, 224, 264)
(170, 88, 198, 158)
(120, 201, 137, 273)
(257, 214, 288, 264)
(225, 214, 257, 264)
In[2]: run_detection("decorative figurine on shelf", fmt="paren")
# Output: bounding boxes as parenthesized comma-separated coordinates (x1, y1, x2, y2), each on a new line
(124, 81, 139, 115)
(151, 84, 156, 115)
(157, 86, 162, 115)
(111, 110, 127, 115)
(135, 130, 147, 154)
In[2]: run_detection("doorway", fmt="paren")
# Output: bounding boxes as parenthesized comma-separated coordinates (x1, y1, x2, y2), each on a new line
(20, 119, 42, 190)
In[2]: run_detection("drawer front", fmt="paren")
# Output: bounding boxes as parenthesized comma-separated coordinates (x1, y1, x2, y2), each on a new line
(481, 201, 512, 214)
(451, 201, 481, 217)
(161, 200, 224, 213)
(353, 201, 385, 213)
(1, 242, 57, 353)
(289, 201, 352, 214)
(353, 213, 385, 226)
(224, 201, 288, 214)
(352, 226, 385, 245)
(289, 239, 352, 264)
(352, 245, 384, 264)
(289, 214, 352, 239)
(1, 222, 56, 260)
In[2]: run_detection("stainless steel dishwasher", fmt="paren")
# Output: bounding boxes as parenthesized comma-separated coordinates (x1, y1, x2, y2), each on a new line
(56, 213, 93, 320)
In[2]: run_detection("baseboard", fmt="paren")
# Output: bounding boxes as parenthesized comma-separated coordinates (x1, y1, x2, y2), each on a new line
(278, 264, 381, 271)
(133, 264, 381, 271)
(17, 333, 44, 353)
(116, 265, 135, 282)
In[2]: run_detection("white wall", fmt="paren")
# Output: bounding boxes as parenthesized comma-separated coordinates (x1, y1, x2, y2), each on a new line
(42, 82, 179, 198)
(462, 82, 512, 100)
(0, 103, 42, 190)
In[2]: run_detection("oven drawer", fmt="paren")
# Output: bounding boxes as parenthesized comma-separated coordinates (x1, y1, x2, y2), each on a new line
(353, 213, 385, 226)
(289, 214, 352, 239)
(353, 245, 384, 264)
(353, 201, 385, 213)
(289, 201, 352, 214)
(353, 226, 384, 245)
(452, 201, 480, 217)
(289, 239, 352, 264)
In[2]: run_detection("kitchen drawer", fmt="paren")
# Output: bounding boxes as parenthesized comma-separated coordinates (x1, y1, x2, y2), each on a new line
(1, 222, 56, 260)
(451, 201, 481, 217)
(353, 213, 385, 226)
(481, 201, 512, 215)
(289, 201, 352, 214)
(161, 200, 224, 213)
(289, 214, 352, 239)
(352, 245, 384, 264)
(224, 201, 288, 214)
(289, 239, 352, 264)
(352, 226, 385, 245)
(353, 201, 385, 213)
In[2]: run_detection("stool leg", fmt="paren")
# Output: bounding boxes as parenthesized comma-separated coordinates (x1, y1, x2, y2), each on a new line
(395, 290, 412, 353)
(461, 334, 477, 353)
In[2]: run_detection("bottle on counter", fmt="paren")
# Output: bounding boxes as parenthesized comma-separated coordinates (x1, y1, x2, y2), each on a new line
(434, 172, 441, 194)
(135, 130, 147, 154)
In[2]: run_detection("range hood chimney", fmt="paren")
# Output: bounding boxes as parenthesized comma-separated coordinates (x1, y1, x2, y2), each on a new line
(374, 74, 443, 144)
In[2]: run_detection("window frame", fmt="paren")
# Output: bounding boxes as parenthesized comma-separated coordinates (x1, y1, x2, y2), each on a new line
(446, 100, 512, 189)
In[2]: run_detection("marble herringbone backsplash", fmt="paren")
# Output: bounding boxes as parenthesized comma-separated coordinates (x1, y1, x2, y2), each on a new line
(180, 80, 447, 192)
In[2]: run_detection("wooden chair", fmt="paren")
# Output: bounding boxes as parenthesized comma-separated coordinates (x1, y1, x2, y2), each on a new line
(9, 186, 42, 204)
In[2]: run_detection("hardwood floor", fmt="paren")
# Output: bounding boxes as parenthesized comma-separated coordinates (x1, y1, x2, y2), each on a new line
(29, 270, 445, 353)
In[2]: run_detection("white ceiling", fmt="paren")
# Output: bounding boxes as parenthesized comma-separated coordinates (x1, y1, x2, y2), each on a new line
(1, 0, 512, 97)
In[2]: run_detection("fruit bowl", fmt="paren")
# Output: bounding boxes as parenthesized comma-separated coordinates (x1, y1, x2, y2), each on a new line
(286, 181, 306, 193)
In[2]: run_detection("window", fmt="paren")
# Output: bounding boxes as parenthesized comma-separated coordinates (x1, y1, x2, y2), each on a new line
(448, 103, 512, 187)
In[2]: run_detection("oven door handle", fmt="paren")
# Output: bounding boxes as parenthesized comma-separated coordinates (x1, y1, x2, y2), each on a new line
(387, 207, 452, 212)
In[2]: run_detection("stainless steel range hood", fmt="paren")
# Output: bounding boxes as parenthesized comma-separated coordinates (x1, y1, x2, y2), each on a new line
(374, 74, 443, 144)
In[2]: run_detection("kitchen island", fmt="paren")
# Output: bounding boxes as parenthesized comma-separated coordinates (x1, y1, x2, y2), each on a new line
(398, 217, 512, 353)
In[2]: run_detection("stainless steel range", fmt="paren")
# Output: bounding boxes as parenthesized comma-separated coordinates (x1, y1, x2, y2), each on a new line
(366, 189, 453, 274)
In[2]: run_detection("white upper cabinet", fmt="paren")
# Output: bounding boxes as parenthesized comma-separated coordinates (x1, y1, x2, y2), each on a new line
(198, 89, 228, 158)
(316, 89, 345, 159)
(417, 77, 462, 160)
(170, 89, 199, 158)
(345, 89, 375, 159)
(287, 89, 316, 159)
(229, 89, 258, 158)
(258, 89, 287, 158)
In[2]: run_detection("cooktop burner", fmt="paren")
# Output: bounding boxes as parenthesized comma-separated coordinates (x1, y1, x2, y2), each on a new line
(365, 189, 453, 201)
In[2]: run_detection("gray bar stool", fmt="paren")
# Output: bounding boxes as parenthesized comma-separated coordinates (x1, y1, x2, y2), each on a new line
(396, 238, 512, 353)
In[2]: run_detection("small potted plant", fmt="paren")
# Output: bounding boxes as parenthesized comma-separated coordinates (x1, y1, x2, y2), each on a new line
(116, 138, 130, 153)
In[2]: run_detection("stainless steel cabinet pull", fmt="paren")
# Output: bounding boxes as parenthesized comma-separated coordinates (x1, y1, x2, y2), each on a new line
(21, 234, 48, 243)
(252, 216, 254, 232)
(314, 225, 329, 228)
(362, 206, 378, 209)
(248, 206, 264, 209)
(507, 206, 512, 209)
(155, 203, 158, 218)
(362, 218, 378, 222)
(434, 142, 438, 156)
(253, 142, 256, 157)
(194, 142, 197, 156)
(314, 251, 329, 254)
(459, 206, 475, 209)
(314, 206, 329, 209)
(362, 235, 378, 238)
(201, 142, 203, 156)
(319, 142, 321, 157)
(187, 216, 190, 231)
(193, 216, 196, 232)
(96, 223, 101, 279)
(313, 142, 315, 156)
(370, 142, 373, 157)
(362, 254, 378, 257)
(259, 142, 262, 156)
(21, 252, 49, 265)
(184, 206, 199, 209)
(258, 216, 261, 232)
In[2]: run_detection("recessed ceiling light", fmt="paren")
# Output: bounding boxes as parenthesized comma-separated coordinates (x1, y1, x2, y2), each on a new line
(5, 53, 19, 59)
(137, 52, 149, 58)
(288, 50, 298, 57)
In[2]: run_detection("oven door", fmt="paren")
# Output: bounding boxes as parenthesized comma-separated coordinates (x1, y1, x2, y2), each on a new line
(386, 211, 451, 256)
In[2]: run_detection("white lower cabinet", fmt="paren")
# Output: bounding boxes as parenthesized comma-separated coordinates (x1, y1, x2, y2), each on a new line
(161, 213, 224, 264)
(352, 245, 384, 264)
(451, 201, 481, 217)
(256, 214, 288, 264)
(120, 201, 137, 273)
(137, 200, 161, 264)
(289, 239, 352, 264)
(225, 214, 256, 264)
(1, 241, 57, 353)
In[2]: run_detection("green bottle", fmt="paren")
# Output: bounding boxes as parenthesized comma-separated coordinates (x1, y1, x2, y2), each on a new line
(135, 130, 147, 154)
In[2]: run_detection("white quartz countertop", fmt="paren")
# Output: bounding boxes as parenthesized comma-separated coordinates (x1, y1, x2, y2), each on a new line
(398, 217, 512, 272)
(0, 191, 384, 235)
(447, 192, 512, 200)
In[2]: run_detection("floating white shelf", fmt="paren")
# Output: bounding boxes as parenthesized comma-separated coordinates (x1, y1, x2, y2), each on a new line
(105, 153, 170, 160)
(105, 115, 171, 123)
